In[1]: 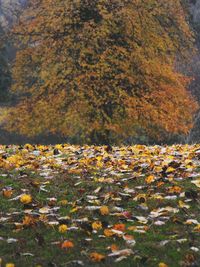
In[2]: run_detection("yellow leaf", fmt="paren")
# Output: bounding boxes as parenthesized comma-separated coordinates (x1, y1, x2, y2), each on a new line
(70, 207, 79, 213)
(166, 167, 176, 173)
(194, 224, 200, 232)
(100, 206, 109, 215)
(92, 221, 102, 231)
(145, 175, 155, 184)
(20, 194, 32, 204)
(178, 200, 190, 209)
(154, 166, 163, 172)
(96, 156, 102, 161)
(58, 224, 68, 233)
(58, 200, 68, 206)
(5, 264, 15, 267)
(128, 226, 137, 231)
(158, 263, 168, 267)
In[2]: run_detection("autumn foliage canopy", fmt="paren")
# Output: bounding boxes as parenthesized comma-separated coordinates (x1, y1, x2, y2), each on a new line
(5, 0, 198, 144)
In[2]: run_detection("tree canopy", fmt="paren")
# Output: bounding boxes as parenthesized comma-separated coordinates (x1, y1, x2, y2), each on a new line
(6, 0, 198, 144)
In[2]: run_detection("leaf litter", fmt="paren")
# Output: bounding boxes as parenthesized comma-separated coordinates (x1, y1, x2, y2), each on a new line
(0, 144, 200, 266)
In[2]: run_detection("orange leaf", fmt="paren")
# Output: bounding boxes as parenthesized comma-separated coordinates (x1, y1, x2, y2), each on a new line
(22, 215, 36, 226)
(90, 252, 105, 262)
(168, 186, 182, 194)
(113, 223, 125, 232)
(100, 206, 109, 215)
(61, 240, 74, 249)
(2, 189, 13, 198)
(157, 181, 164, 187)
(110, 244, 119, 252)
(104, 229, 114, 237)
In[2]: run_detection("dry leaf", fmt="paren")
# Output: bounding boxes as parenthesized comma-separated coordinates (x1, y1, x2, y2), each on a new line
(90, 252, 105, 262)
(100, 206, 109, 215)
(20, 194, 32, 204)
(61, 240, 74, 249)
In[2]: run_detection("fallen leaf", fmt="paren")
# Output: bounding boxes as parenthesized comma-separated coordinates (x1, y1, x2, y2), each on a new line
(61, 240, 74, 249)
(108, 248, 133, 257)
(58, 224, 68, 233)
(104, 229, 115, 237)
(145, 175, 155, 184)
(20, 194, 32, 204)
(100, 206, 109, 215)
(158, 263, 168, 267)
(113, 224, 125, 232)
(90, 252, 105, 262)
(92, 221, 102, 231)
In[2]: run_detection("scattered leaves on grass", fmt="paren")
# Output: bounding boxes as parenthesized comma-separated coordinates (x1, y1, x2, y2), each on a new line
(0, 144, 200, 266)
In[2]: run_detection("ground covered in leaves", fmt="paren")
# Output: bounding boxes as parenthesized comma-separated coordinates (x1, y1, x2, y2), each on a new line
(0, 144, 200, 267)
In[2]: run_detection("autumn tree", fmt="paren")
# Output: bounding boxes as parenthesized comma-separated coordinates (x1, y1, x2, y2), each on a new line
(6, 0, 198, 144)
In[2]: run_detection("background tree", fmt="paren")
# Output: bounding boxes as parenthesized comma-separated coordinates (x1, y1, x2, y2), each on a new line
(179, 0, 200, 143)
(0, 24, 10, 102)
(6, 0, 198, 144)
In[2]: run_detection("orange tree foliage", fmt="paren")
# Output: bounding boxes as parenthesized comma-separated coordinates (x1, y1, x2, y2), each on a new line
(6, 0, 198, 144)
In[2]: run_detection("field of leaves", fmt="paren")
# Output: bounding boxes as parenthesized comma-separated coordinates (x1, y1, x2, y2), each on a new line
(0, 144, 200, 267)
